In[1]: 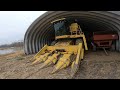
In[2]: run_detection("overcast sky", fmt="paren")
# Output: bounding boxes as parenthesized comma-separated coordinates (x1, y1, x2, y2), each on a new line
(0, 11, 47, 45)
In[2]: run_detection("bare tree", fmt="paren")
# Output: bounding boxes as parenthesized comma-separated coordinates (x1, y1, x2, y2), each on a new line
(0, 40, 23, 48)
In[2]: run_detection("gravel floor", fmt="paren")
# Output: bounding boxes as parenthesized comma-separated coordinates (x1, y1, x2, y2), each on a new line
(0, 50, 120, 79)
(74, 51, 120, 79)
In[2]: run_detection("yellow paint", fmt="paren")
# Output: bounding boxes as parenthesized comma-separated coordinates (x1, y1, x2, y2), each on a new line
(39, 53, 61, 69)
(48, 45, 78, 54)
(81, 48, 84, 60)
(32, 53, 50, 65)
(32, 20, 89, 74)
(34, 45, 48, 59)
(56, 35, 82, 39)
(51, 54, 72, 74)
(55, 33, 88, 51)
(71, 43, 84, 70)
(70, 23, 80, 34)
(45, 53, 60, 64)
(82, 34, 88, 50)
(75, 43, 82, 64)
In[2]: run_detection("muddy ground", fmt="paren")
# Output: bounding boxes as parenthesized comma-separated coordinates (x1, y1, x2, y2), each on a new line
(0, 49, 120, 79)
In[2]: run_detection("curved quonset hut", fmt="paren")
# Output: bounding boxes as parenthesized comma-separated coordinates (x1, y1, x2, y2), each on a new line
(24, 11, 120, 55)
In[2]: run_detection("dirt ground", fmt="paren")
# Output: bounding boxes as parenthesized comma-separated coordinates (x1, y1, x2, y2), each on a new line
(0, 49, 120, 79)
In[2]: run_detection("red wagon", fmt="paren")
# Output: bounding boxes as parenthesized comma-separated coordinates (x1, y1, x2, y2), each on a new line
(92, 32, 118, 52)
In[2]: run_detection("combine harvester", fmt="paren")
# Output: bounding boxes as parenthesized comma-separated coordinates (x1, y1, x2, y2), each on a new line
(31, 18, 88, 76)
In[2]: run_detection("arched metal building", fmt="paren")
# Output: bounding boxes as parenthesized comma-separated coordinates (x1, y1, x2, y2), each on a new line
(24, 11, 120, 55)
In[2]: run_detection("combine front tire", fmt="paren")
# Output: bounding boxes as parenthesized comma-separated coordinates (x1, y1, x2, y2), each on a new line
(93, 45, 97, 51)
(116, 40, 119, 52)
(111, 41, 116, 51)
(76, 39, 83, 45)
(51, 41, 57, 46)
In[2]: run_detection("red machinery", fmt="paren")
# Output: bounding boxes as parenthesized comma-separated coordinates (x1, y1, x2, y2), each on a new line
(92, 32, 118, 54)
(93, 34, 118, 47)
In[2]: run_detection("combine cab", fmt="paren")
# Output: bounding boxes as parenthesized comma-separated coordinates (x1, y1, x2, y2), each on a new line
(31, 18, 88, 76)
